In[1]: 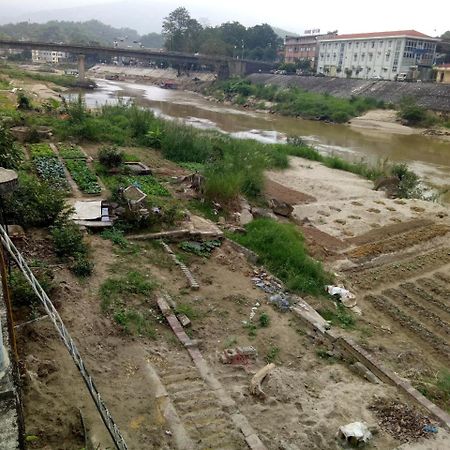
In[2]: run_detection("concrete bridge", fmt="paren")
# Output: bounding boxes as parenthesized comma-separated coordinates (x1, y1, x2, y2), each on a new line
(0, 40, 275, 79)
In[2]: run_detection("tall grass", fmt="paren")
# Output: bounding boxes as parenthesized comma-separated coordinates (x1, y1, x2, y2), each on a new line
(31, 99, 421, 203)
(231, 219, 331, 296)
(209, 79, 385, 123)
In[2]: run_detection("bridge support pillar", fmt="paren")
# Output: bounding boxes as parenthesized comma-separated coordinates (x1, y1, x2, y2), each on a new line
(77, 54, 86, 81)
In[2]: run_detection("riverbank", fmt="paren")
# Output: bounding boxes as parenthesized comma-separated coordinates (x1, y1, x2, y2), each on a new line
(1, 65, 449, 449)
(89, 64, 215, 91)
(247, 73, 450, 113)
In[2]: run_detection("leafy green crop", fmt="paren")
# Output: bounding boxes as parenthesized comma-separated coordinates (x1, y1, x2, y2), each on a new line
(58, 143, 86, 159)
(65, 159, 101, 194)
(29, 143, 54, 159)
(34, 156, 68, 190)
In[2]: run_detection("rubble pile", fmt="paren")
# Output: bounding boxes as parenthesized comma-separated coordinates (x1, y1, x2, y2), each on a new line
(251, 269, 291, 311)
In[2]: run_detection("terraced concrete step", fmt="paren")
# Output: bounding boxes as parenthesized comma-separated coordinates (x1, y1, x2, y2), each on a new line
(182, 406, 227, 422)
(163, 378, 207, 393)
(160, 370, 202, 384)
(173, 396, 220, 413)
(218, 372, 250, 383)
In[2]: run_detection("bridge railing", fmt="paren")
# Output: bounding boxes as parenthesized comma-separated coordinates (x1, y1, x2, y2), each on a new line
(0, 224, 128, 450)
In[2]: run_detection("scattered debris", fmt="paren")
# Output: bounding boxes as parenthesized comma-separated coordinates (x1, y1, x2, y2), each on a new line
(251, 269, 292, 311)
(250, 363, 275, 398)
(337, 422, 372, 447)
(326, 285, 357, 308)
(177, 314, 191, 328)
(370, 398, 438, 443)
(220, 346, 257, 365)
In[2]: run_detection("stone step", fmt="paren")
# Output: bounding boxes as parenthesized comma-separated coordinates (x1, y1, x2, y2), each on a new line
(160, 369, 201, 385)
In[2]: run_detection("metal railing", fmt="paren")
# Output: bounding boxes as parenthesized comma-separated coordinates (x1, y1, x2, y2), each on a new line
(0, 225, 128, 450)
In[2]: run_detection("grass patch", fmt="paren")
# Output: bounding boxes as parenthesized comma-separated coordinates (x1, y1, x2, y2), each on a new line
(258, 312, 270, 328)
(231, 219, 331, 296)
(209, 78, 385, 123)
(99, 271, 156, 337)
(416, 369, 450, 413)
(265, 346, 280, 363)
(318, 303, 356, 329)
(316, 347, 337, 363)
(0, 63, 83, 88)
(175, 303, 200, 320)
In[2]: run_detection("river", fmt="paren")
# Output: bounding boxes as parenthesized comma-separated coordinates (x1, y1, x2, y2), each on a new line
(66, 79, 450, 199)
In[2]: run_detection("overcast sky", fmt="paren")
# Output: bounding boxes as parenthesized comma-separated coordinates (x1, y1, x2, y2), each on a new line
(1, 0, 449, 36)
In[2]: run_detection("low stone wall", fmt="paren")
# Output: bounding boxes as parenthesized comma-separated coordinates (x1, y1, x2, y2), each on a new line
(247, 74, 450, 112)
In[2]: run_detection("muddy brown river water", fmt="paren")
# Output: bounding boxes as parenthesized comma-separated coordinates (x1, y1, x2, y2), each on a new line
(67, 79, 450, 200)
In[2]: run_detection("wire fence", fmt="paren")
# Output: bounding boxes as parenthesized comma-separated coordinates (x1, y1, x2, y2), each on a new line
(0, 224, 128, 450)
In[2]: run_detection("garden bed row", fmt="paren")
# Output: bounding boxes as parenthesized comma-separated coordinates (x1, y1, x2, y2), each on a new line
(29, 143, 69, 191)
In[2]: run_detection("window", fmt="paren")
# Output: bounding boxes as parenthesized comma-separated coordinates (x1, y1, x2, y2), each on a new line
(354, 53, 357, 60)
(371, 41, 375, 48)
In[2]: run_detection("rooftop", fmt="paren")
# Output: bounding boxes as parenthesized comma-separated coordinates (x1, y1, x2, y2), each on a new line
(321, 30, 438, 41)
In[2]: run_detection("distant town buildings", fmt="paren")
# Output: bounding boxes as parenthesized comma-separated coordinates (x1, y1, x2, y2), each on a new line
(315, 30, 438, 81)
(284, 31, 338, 69)
(436, 64, 450, 83)
(31, 49, 67, 64)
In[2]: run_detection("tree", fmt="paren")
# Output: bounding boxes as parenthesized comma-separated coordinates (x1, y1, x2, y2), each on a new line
(162, 7, 203, 52)
(141, 32, 164, 49)
(0, 125, 23, 169)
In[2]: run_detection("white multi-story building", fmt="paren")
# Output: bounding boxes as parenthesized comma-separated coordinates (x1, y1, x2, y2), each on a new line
(316, 30, 438, 80)
(32, 49, 68, 64)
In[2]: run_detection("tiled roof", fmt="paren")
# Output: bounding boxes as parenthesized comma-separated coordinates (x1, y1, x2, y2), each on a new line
(323, 30, 436, 40)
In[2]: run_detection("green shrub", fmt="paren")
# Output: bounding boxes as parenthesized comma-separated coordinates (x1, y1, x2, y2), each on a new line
(4, 173, 66, 227)
(0, 125, 23, 169)
(232, 219, 331, 296)
(17, 91, 32, 110)
(70, 253, 94, 277)
(9, 267, 54, 306)
(98, 145, 124, 169)
(51, 222, 86, 257)
(391, 163, 423, 199)
(398, 96, 435, 126)
(259, 312, 270, 327)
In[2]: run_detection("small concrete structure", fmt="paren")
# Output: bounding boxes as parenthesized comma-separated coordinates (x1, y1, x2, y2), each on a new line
(436, 64, 450, 84)
(72, 200, 113, 228)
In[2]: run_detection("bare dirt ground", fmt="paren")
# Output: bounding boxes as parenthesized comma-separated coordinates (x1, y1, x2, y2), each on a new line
(8, 77, 450, 449)
(15, 146, 449, 450)
(267, 157, 450, 420)
(349, 110, 421, 135)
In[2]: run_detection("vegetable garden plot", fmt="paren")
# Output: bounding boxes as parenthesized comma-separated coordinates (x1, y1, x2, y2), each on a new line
(65, 160, 101, 195)
(58, 144, 87, 160)
(29, 143, 69, 191)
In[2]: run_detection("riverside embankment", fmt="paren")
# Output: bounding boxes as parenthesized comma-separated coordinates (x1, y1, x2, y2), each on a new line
(247, 73, 450, 112)
(72, 77, 450, 198)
